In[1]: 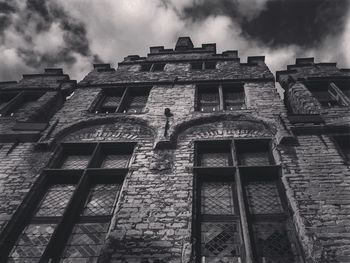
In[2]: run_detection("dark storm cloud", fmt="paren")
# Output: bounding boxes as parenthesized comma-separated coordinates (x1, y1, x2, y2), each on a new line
(0, 0, 101, 80)
(181, 0, 350, 48)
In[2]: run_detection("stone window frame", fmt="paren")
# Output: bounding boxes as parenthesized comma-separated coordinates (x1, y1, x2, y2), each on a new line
(304, 80, 350, 108)
(332, 134, 350, 164)
(190, 61, 217, 70)
(0, 141, 135, 262)
(192, 138, 304, 263)
(0, 91, 45, 117)
(93, 86, 151, 114)
(139, 62, 166, 72)
(195, 82, 246, 112)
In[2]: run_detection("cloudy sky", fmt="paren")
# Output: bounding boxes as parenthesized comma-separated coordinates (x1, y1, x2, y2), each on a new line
(0, 0, 349, 82)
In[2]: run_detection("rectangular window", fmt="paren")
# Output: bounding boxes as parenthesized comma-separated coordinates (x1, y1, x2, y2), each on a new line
(191, 61, 217, 70)
(140, 63, 165, 72)
(197, 85, 220, 112)
(223, 85, 245, 110)
(0, 91, 44, 117)
(306, 82, 340, 107)
(235, 139, 272, 166)
(333, 80, 350, 100)
(196, 83, 245, 112)
(4, 142, 135, 262)
(94, 87, 151, 114)
(194, 140, 301, 263)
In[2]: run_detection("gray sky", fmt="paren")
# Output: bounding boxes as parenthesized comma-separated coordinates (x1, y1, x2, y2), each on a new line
(0, 0, 349, 82)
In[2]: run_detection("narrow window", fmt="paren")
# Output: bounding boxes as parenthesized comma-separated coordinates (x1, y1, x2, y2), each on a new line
(223, 84, 245, 110)
(98, 89, 125, 113)
(197, 85, 220, 112)
(0, 92, 43, 116)
(204, 61, 216, 69)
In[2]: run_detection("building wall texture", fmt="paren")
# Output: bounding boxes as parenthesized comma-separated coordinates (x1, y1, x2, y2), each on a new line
(0, 38, 349, 263)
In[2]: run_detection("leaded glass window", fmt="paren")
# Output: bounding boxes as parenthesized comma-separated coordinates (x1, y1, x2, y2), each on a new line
(224, 88, 245, 110)
(236, 139, 272, 166)
(199, 152, 230, 167)
(61, 155, 90, 169)
(2, 142, 134, 262)
(198, 88, 219, 112)
(201, 222, 241, 260)
(35, 185, 75, 217)
(245, 182, 283, 214)
(239, 151, 270, 166)
(201, 182, 234, 215)
(8, 223, 56, 262)
(83, 184, 121, 216)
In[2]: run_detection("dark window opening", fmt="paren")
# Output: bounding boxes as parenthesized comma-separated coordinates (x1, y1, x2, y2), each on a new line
(235, 140, 272, 166)
(306, 82, 340, 107)
(334, 135, 350, 162)
(191, 61, 217, 70)
(152, 63, 165, 72)
(94, 87, 150, 114)
(140, 63, 152, 71)
(191, 62, 203, 70)
(197, 85, 220, 112)
(0, 92, 44, 117)
(204, 61, 216, 69)
(223, 85, 245, 110)
(3, 142, 135, 262)
(140, 63, 165, 72)
(196, 141, 232, 167)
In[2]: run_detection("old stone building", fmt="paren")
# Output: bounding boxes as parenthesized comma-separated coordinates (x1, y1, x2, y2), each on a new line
(0, 37, 349, 263)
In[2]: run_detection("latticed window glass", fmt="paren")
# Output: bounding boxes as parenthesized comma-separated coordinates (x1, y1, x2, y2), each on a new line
(35, 185, 75, 217)
(101, 154, 130, 168)
(102, 96, 121, 108)
(201, 182, 234, 215)
(126, 94, 148, 113)
(201, 222, 241, 260)
(8, 223, 56, 262)
(224, 90, 244, 110)
(60, 222, 109, 263)
(239, 151, 270, 166)
(198, 89, 219, 112)
(245, 182, 283, 215)
(199, 152, 230, 167)
(252, 222, 297, 263)
(83, 184, 121, 216)
(61, 155, 90, 169)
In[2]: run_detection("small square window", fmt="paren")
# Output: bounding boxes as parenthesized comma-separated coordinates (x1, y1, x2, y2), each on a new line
(306, 82, 339, 107)
(97, 89, 125, 113)
(121, 88, 150, 113)
(204, 61, 216, 69)
(191, 62, 203, 70)
(235, 140, 272, 166)
(152, 63, 165, 72)
(196, 141, 232, 167)
(140, 63, 152, 71)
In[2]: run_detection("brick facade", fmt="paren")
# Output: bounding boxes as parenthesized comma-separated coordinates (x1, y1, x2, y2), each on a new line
(0, 38, 349, 263)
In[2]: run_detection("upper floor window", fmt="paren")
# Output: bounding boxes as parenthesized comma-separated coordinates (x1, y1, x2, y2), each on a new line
(140, 63, 165, 72)
(2, 142, 134, 262)
(191, 61, 216, 70)
(94, 86, 151, 114)
(0, 91, 44, 117)
(306, 81, 350, 107)
(193, 139, 302, 263)
(196, 83, 245, 112)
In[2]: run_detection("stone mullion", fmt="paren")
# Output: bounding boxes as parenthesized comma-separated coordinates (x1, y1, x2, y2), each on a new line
(218, 84, 224, 111)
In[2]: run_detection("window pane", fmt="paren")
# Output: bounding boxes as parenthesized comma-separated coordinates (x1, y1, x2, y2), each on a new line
(102, 96, 121, 108)
(252, 222, 297, 263)
(152, 63, 165, 71)
(224, 90, 244, 110)
(82, 184, 121, 216)
(191, 62, 203, 70)
(8, 223, 56, 261)
(198, 90, 219, 112)
(125, 93, 148, 113)
(201, 222, 241, 260)
(60, 222, 109, 262)
(204, 61, 216, 69)
(239, 151, 270, 166)
(101, 154, 130, 168)
(201, 182, 234, 215)
(0, 93, 18, 109)
(245, 182, 283, 214)
(199, 152, 230, 167)
(140, 63, 152, 71)
(61, 155, 90, 169)
(35, 185, 75, 217)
